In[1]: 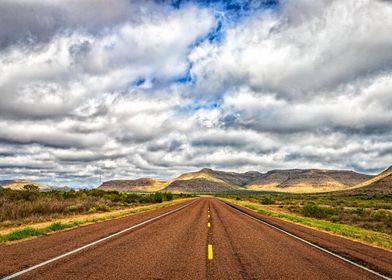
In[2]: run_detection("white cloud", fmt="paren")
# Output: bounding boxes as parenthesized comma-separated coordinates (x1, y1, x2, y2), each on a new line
(1, 0, 392, 186)
(190, 0, 392, 97)
(221, 74, 392, 133)
(0, 4, 214, 119)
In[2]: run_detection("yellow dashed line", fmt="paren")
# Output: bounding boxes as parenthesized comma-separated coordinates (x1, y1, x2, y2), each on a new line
(208, 222, 211, 228)
(208, 214, 210, 218)
(208, 244, 213, 260)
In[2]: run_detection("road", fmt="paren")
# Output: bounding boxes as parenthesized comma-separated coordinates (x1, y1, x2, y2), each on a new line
(1, 198, 391, 279)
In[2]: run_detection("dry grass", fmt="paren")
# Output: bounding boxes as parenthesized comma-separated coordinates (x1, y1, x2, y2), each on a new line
(0, 198, 193, 243)
(246, 183, 346, 193)
(222, 198, 392, 251)
(0, 189, 188, 229)
(220, 192, 392, 235)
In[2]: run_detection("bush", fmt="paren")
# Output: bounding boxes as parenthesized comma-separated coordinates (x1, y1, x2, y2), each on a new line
(328, 215, 341, 223)
(260, 196, 275, 205)
(66, 205, 79, 212)
(0, 189, 181, 227)
(302, 203, 334, 219)
(96, 205, 112, 212)
(23, 184, 40, 192)
(163, 192, 174, 201)
(153, 192, 163, 203)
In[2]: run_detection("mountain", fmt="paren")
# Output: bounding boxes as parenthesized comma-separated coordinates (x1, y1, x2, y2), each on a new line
(246, 169, 371, 193)
(96, 167, 375, 194)
(344, 166, 392, 194)
(167, 168, 263, 187)
(0, 179, 51, 191)
(98, 178, 165, 192)
(162, 168, 264, 193)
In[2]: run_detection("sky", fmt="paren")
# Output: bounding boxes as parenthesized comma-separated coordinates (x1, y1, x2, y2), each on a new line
(0, 0, 392, 187)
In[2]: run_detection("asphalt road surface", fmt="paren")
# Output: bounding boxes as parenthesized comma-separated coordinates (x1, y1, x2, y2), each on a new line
(1, 198, 391, 280)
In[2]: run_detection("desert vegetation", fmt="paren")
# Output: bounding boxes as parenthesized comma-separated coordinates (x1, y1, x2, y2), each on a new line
(0, 187, 188, 229)
(220, 192, 392, 235)
(220, 192, 392, 249)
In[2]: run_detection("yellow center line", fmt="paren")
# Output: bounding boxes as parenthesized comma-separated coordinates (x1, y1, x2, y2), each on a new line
(208, 244, 213, 260)
(208, 222, 211, 228)
(208, 214, 210, 218)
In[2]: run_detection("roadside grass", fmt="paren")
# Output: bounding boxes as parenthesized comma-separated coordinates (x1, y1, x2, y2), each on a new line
(220, 192, 392, 235)
(0, 189, 190, 229)
(1, 222, 82, 242)
(0, 198, 193, 244)
(222, 198, 392, 251)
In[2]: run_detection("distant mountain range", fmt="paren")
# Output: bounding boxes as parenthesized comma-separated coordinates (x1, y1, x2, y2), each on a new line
(98, 166, 392, 194)
(98, 178, 165, 192)
(0, 179, 71, 192)
(3, 166, 390, 194)
(0, 179, 52, 191)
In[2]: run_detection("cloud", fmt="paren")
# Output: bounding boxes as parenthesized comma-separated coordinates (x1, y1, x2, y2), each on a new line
(0, 0, 144, 49)
(0, 4, 214, 120)
(190, 0, 392, 98)
(0, 0, 392, 186)
(220, 75, 392, 134)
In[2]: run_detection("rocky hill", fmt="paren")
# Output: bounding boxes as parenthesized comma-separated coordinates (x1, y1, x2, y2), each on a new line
(344, 166, 392, 194)
(247, 169, 372, 193)
(96, 167, 377, 194)
(0, 179, 51, 191)
(98, 178, 165, 192)
(162, 168, 268, 193)
(166, 168, 263, 188)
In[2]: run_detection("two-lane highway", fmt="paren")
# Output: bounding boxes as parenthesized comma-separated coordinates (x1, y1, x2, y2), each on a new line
(1, 198, 391, 279)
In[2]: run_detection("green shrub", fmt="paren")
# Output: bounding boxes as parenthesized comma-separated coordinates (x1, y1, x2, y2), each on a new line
(372, 210, 389, 221)
(96, 205, 112, 212)
(23, 184, 40, 192)
(66, 205, 79, 212)
(260, 196, 275, 205)
(328, 215, 341, 223)
(163, 192, 174, 201)
(302, 203, 334, 219)
(153, 192, 163, 203)
(48, 222, 68, 231)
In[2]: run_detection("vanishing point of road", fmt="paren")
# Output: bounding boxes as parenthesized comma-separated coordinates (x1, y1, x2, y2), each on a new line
(1, 198, 391, 280)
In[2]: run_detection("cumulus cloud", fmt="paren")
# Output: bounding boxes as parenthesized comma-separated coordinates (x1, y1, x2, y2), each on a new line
(0, 3, 213, 119)
(190, 0, 392, 97)
(0, 0, 391, 186)
(221, 75, 392, 134)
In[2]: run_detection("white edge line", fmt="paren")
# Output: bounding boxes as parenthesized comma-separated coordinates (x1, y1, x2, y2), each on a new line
(1, 200, 196, 280)
(224, 202, 391, 280)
